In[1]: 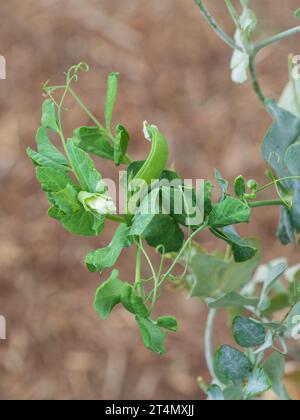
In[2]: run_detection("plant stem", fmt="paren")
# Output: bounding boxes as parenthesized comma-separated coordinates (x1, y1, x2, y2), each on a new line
(205, 308, 218, 381)
(159, 221, 209, 287)
(249, 53, 266, 105)
(194, 0, 243, 52)
(135, 244, 143, 296)
(248, 199, 284, 208)
(106, 214, 126, 223)
(255, 26, 300, 54)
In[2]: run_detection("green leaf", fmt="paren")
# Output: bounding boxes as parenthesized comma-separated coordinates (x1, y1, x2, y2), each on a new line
(207, 385, 224, 401)
(232, 316, 266, 348)
(136, 316, 166, 355)
(121, 283, 148, 318)
(105, 72, 119, 132)
(211, 226, 257, 262)
(94, 270, 124, 320)
(215, 169, 228, 199)
(36, 167, 75, 192)
(142, 215, 184, 253)
(189, 240, 260, 298)
(48, 206, 65, 221)
(114, 125, 129, 166)
(156, 316, 178, 332)
(41, 99, 59, 132)
(214, 345, 252, 385)
(223, 383, 244, 401)
(67, 140, 102, 192)
(36, 127, 68, 165)
(74, 126, 115, 161)
(258, 262, 288, 311)
(234, 175, 247, 198)
(51, 184, 81, 215)
(208, 197, 250, 228)
(62, 208, 105, 237)
(244, 368, 272, 399)
(27, 128, 70, 171)
(263, 352, 290, 400)
(208, 292, 259, 309)
(85, 224, 132, 272)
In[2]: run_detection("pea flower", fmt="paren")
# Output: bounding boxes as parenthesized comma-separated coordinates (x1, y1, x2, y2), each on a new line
(230, 7, 257, 84)
(78, 191, 117, 215)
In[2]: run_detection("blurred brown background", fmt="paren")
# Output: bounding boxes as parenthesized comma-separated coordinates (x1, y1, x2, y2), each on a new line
(0, 0, 300, 400)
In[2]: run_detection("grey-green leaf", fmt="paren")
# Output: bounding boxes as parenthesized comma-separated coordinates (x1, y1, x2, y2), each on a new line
(263, 352, 290, 400)
(208, 292, 259, 309)
(207, 385, 224, 401)
(232, 316, 266, 348)
(244, 368, 272, 399)
(214, 345, 252, 385)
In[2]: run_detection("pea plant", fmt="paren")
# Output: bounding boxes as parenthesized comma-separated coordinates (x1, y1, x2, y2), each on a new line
(27, 0, 300, 401)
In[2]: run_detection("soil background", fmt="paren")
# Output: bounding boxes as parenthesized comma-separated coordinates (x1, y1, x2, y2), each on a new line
(0, 0, 300, 400)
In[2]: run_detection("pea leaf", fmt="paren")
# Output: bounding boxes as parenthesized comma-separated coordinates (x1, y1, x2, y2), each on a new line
(36, 167, 75, 192)
(114, 125, 129, 166)
(142, 215, 184, 253)
(258, 261, 288, 311)
(234, 175, 247, 198)
(223, 383, 244, 401)
(189, 240, 260, 298)
(67, 140, 102, 192)
(74, 126, 114, 161)
(208, 292, 259, 309)
(211, 226, 257, 262)
(207, 385, 224, 401)
(244, 368, 272, 399)
(27, 128, 69, 171)
(51, 184, 81, 215)
(85, 224, 132, 272)
(121, 283, 149, 318)
(215, 169, 228, 199)
(156, 316, 178, 332)
(208, 197, 250, 228)
(105, 72, 119, 132)
(94, 270, 124, 320)
(263, 352, 290, 400)
(136, 316, 166, 355)
(277, 207, 295, 245)
(214, 345, 252, 385)
(62, 208, 105, 237)
(41, 99, 59, 132)
(232, 316, 266, 348)
(48, 206, 65, 221)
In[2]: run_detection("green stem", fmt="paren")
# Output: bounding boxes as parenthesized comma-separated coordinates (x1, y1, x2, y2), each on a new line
(106, 214, 126, 223)
(248, 199, 284, 208)
(159, 222, 208, 287)
(205, 309, 218, 382)
(249, 53, 266, 105)
(255, 26, 300, 54)
(135, 244, 143, 296)
(195, 0, 243, 52)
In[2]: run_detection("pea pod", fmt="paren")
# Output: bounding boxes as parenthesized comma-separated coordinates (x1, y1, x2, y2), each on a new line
(127, 123, 169, 216)
(131, 122, 169, 186)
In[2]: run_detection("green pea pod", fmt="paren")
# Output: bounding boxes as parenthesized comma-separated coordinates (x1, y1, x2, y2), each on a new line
(127, 122, 169, 216)
(133, 122, 169, 186)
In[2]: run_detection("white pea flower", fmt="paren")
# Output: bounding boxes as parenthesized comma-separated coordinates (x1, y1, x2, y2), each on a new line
(78, 191, 117, 215)
(230, 7, 257, 84)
